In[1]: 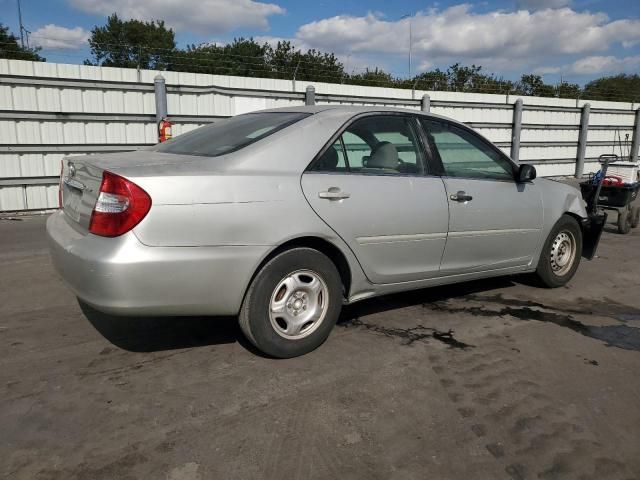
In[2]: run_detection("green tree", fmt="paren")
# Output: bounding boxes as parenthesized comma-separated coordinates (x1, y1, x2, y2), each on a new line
(583, 74, 640, 102)
(266, 40, 298, 79)
(555, 81, 581, 99)
(469, 73, 514, 95)
(347, 68, 394, 87)
(514, 74, 555, 97)
(409, 69, 449, 91)
(86, 14, 176, 69)
(173, 38, 345, 82)
(0, 23, 44, 61)
(441, 64, 510, 94)
(176, 38, 271, 76)
(221, 38, 271, 77)
(447, 63, 483, 91)
(295, 48, 344, 83)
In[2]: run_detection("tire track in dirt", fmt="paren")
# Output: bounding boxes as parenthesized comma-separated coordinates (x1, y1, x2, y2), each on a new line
(316, 291, 640, 478)
(427, 332, 634, 480)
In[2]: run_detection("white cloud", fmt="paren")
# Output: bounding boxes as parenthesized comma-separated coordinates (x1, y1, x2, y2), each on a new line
(418, 59, 434, 71)
(69, 0, 285, 34)
(535, 55, 640, 77)
(253, 35, 309, 50)
(568, 55, 640, 75)
(31, 24, 90, 50)
(533, 65, 562, 75)
(515, 0, 571, 10)
(294, 5, 640, 74)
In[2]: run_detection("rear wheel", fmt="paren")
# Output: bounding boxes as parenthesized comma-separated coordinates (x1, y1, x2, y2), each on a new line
(239, 248, 343, 358)
(617, 205, 631, 234)
(629, 205, 639, 229)
(534, 215, 582, 288)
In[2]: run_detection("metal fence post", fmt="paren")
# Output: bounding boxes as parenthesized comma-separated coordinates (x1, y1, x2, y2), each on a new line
(631, 107, 640, 162)
(421, 94, 430, 113)
(575, 103, 591, 178)
(305, 85, 315, 106)
(511, 98, 523, 162)
(154, 74, 167, 125)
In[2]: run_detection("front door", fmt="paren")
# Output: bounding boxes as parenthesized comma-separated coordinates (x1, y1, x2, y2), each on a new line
(421, 119, 543, 275)
(302, 114, 449, 284)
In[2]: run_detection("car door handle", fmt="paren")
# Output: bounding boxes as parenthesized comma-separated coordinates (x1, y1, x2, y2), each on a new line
(318, 188, 350, 200)
(450, 191, 473, 202)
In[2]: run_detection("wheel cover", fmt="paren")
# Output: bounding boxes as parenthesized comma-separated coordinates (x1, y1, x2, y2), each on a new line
(550, 230, 576, 276)
(268, 269, 329, 340)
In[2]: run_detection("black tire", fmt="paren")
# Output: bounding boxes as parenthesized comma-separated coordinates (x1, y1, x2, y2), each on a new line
(239, 247, 343, 358)
(534, 215, 583, 288)
(630, 205, 639, 229)
(617, 205, 631, 234)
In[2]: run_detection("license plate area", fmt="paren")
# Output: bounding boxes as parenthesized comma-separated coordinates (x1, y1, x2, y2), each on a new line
(63, 182, 83, 223)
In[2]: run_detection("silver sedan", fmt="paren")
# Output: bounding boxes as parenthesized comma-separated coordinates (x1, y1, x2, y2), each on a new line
(47, 106, 603, 357)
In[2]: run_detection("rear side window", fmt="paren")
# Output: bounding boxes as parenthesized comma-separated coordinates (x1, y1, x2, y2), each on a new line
(152, 112, 310, 157)
(341, 131, 372, 169)
(314, 139, 349, 172)
(310, 115, 426, 175)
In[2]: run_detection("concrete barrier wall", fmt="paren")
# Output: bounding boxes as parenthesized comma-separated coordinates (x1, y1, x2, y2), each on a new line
(1, 59, 638, 211)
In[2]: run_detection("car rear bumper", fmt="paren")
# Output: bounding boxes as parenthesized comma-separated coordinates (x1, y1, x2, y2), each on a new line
(46, 211, 269, 316)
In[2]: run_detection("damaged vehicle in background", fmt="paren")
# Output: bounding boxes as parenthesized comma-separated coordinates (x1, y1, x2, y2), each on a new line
(46, 106, 605, 358)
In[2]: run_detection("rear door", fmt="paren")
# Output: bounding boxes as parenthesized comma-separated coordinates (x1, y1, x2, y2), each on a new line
(420, 118, 543, 275)
(301, 114, 449, 284)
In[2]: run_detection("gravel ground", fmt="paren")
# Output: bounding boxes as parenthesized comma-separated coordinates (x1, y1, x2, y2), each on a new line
(1, 214, 639, 480)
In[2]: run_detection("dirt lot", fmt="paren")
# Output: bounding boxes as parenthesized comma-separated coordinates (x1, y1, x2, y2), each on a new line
(1, 214, 639, 480)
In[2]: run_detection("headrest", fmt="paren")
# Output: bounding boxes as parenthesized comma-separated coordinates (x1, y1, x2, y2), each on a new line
(366, 141, 398, 169)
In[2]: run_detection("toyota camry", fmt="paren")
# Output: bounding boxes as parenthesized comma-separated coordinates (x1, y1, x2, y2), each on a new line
(47, 106, 604, 358)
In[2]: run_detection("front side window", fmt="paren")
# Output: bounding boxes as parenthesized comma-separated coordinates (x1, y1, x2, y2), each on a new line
(152, 112, 310, 157)
(310, 115, 425, 175)
(423, 120, 515, 180)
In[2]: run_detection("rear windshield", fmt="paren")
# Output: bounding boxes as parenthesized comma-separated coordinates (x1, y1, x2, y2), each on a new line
(152, 112, 310, 157)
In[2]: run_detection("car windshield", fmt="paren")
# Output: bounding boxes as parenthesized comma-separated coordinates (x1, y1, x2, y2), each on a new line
(152, 112, 310, 157)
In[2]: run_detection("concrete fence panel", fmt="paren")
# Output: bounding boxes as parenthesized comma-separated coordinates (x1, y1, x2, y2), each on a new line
(0, 59, 638, 212)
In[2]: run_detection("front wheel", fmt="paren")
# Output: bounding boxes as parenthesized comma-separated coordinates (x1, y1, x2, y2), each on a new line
(239, 248, 343, 358)
(534, 215, 583, 288)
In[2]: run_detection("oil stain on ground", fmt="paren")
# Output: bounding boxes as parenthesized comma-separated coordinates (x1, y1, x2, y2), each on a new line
(468, 293, 640, 322)
(339, 318, 473, 349)
(426, 295, 640, 352)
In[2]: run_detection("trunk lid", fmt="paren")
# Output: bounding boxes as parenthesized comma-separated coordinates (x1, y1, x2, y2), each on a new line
(59, 151, 172, 230)
(60, 150, 239, 230)
(78, 150, 198, 171)
(60, 156, 104, 230)
(60, 150, 227, 230)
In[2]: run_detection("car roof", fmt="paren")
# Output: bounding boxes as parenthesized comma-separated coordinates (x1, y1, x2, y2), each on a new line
(259, 105, 421, 114)
(256, 104, 465, 127)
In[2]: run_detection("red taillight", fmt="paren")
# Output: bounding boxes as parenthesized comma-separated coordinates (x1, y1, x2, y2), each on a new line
(89, 171, 152, 237)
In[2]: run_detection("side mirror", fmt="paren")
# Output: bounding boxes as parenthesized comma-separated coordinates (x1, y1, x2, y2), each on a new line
(517, 164, 536, 183)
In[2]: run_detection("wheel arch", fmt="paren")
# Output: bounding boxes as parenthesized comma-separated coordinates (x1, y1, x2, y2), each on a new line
(244, 236, 353, 303)
(563, 211, 585, 230)
(554, 212, 585, 255)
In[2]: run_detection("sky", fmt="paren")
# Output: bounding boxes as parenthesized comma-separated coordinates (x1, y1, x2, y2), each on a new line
(1, 0, 640, 85)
